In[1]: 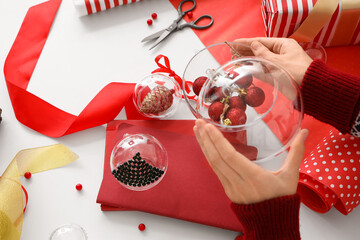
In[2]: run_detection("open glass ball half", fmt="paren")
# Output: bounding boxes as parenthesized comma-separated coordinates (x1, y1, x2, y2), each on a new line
(183, 42, 303, 169)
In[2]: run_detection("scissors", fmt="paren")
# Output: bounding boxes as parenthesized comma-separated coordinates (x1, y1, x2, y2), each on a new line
(141, 0, 214, 50)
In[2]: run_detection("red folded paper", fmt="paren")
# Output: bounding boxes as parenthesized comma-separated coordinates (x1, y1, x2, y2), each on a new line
(96, 120, 244, 232)
(298, 129, 360, 215)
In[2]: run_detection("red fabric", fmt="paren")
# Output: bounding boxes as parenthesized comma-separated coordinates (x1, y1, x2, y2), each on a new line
(3, 0, 138, 138)
(168, 0, 266, 45)
(231, 194, 301, 240)
(96, 120, 246, 232)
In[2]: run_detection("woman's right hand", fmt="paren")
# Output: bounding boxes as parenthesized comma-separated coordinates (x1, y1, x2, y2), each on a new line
(233, 37, 313, 86)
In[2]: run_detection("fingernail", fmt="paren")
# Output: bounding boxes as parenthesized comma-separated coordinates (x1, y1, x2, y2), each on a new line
(303, 129, 309, 139)
(251, 41, 261, 50)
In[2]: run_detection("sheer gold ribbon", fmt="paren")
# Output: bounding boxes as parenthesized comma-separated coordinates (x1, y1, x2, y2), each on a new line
(0, 144, 78, 240)
(290, 0, 360, 46)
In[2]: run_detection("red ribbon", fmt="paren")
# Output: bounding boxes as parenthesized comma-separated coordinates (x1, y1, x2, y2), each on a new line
(152, 54, 192, 93)
(3, 0, 145, 138)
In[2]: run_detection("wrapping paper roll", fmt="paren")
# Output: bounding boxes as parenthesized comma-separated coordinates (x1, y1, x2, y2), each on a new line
(73, 0, 142, 16)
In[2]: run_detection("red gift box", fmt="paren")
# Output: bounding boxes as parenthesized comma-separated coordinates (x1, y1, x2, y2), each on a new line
(261, 0, 360, 46)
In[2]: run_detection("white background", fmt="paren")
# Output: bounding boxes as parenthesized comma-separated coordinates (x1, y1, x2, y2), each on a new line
(1, 0, 360, 239)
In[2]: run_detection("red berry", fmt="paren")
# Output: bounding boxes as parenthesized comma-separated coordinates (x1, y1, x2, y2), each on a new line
(147, 19, 153, 26)
(24, 172, 32, 179)
(151, 13, 157, 19)
(208, 101, 224, 122)
(187, 11, 193, 18)
(138, 223, 146, 231)
(245, 86, 265, 107)
(235, 74, 253, 89)
(229, 96, 246, 111)
(76, 184, 83, 191)
(192, 76, 207, 96)
(225, 108, 247, 125)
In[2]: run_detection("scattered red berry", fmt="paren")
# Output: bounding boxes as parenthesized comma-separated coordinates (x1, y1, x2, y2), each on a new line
(151, 13, 157, 19)
(24, 172, 32, 179)
(187, 11, 193, 18)
(147, 19, 153, 26)
(192, 76, 208, 96)
(229, 96, 246, 111)
(138, 223, 146, 231)
(76, 184, 83, 191)
(208, 101, 224, 122)
(244, 86, 265, 107)
(225, 108, 247, 125)
(235, 74, 253, 89)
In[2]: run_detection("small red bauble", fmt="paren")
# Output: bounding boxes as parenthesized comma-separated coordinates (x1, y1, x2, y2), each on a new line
(229, 96, 246, 111)
(151, 13, 157, 19)
(208, 101, 224, 122)
(187, 11, 193, 18)
(235, 74, 253, 89)
(138, 223, 146, 231)
(244, 86, 265, 107)
(224, 108, 247, 125)
(192, 76, 207, 96)
(24, 172, 32, 179)
(147, 19, 153, 26)
(76, 184, 83, 191)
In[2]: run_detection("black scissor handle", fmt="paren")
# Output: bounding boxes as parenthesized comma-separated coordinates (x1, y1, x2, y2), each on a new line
(178, 15, 214, 30)
(178, 0, 196, 17)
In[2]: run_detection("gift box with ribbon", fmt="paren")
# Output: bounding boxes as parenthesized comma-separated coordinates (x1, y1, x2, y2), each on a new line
(261, 0, 360, 47)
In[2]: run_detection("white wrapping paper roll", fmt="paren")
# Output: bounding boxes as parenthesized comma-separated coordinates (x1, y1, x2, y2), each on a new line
(73, 0, 142, 16)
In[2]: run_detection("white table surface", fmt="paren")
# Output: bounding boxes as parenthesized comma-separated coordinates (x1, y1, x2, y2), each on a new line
(1, 0, 360, 239)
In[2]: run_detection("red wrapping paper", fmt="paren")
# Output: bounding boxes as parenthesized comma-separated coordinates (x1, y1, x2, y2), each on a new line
(298, 129, 360, 214)
(96, 120, 244, 232)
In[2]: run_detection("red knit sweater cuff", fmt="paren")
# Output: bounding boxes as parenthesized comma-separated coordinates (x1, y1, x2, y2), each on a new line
(231, 194, 301, 240)
(301, 59, 360, 133)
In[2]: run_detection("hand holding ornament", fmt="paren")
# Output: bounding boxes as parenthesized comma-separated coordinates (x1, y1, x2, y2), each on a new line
(233, 37, 313, 86)
(193, 119, 308, 204)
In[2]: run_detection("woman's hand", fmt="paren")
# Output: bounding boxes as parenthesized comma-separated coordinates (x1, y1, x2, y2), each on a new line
(233, 37, 313, 86)
(193, 119, 308, 204)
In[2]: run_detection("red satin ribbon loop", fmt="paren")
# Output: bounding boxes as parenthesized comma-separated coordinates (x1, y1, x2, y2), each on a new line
(151, 54, 191, 93)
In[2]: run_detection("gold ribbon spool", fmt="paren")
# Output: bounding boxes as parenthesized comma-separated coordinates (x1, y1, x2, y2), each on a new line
(290, 0, 360, 46)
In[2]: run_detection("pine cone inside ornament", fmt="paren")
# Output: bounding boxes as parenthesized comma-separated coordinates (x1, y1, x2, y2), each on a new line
(140, 86, 175, 114)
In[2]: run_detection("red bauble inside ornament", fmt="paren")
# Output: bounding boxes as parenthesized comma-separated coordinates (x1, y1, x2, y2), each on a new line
(208, 101, 224, 122)
(224, 108, 247, 125)
(229, 96, 246, 111)
(192, 76, 207, 96)
(235, 74, 253, 89)
(244, 86, 265, 107)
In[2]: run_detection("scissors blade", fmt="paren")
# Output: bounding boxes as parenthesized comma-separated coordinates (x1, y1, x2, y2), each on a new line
(148, 29, 172, 50)
(141, 29, 166, 43)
